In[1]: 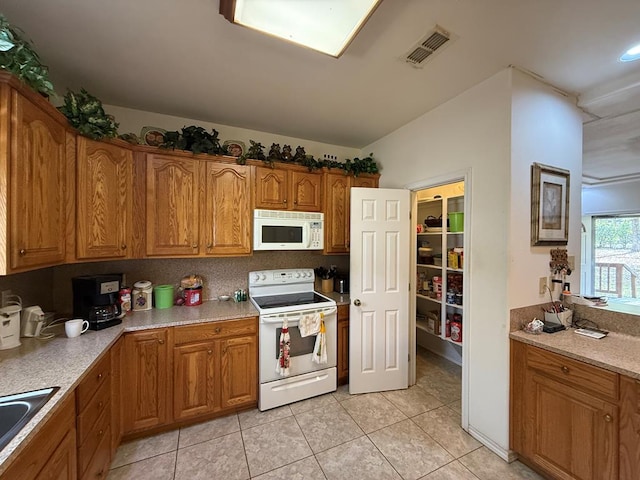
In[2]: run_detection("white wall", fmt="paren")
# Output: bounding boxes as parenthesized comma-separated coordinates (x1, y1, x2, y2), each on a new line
(104, 104, 361, 162)
(365, 70, 514, 454)
(509, 70, 583, 308)
(582, 179, 640, 215)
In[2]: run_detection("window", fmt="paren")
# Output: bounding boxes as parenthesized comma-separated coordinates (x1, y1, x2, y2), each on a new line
(591, 215, 640, 305)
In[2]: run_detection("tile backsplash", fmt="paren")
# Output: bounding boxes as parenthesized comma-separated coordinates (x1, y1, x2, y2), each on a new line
(48, 252, 349, 314)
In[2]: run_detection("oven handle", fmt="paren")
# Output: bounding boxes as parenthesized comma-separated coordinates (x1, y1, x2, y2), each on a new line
(260, 306, 337, 324)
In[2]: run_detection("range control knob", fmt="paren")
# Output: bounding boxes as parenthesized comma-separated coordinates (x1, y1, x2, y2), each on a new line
(252, 273, 261, 282)
(294, 272, 301, 278)
(260, 274, 267, 280)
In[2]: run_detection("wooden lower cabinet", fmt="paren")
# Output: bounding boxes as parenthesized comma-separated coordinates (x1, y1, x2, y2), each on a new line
(173, 318, 257, 421)
(337, 304, 350, 386)
(0, 394, 77, 480)
(511, 341, 621, 480)
(122, 328, 171, 434)
(620, 376, 640, 480)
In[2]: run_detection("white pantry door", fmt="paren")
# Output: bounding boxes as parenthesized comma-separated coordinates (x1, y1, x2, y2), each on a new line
(349, 187, 410, 394)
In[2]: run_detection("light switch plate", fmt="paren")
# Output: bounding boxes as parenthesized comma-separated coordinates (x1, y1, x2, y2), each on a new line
(539, 277, 548, 295)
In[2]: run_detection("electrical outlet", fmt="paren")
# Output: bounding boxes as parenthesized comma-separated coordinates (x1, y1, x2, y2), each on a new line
(1, 290, 12, 307)
(539, 277, 548, 295)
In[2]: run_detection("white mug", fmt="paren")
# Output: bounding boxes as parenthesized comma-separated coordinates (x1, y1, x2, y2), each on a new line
(65, 319, 89, 338)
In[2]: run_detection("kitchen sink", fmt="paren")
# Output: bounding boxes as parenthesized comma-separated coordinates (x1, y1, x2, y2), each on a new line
(0, 387, 59, 451)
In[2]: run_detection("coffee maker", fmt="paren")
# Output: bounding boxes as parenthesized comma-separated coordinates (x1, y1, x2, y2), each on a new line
(72, 274, 123, 330)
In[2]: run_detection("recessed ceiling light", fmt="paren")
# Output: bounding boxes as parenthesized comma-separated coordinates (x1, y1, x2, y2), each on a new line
(219, 0, 382, 58)
(620, 43, 640, 62)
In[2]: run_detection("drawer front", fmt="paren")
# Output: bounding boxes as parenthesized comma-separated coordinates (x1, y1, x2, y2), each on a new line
(77, 377, 111, 444)
(527, 345, 619, 401)
(78, 403, 110, 476)
(77, 352, 111, 410)
(80, 425, 111, 480)
(174, 317, 257, 345)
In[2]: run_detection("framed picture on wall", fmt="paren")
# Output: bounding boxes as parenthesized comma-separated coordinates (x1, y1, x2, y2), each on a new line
(531, 162, 570, 246)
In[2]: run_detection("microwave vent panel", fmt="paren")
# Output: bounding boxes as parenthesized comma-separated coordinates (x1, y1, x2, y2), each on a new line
(405, 26, 455, 68)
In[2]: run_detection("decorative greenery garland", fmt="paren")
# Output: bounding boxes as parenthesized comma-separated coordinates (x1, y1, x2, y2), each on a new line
(0, 14, 54, 97)
(58, 89, 119, 140)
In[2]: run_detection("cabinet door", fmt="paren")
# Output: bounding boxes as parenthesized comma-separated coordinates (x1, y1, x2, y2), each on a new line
(9, 91, 67, 271)
(173, 341, 216, 420)
(34, 430, 77, 480)
(203, 163, 252, 255)
(352, 175, 379, 188)
(527, 373, 618, 480)
(123, 329, 170, 433)
(146, 154, 200, 256)
(76, 138, 132, 259)
(620, 376, 640, 480)
(255, 166, 288, 210)
(219, 335, 257, 409)
(324, 173, 350, 254)
(337, 304, 349, 386)
(110, 336, 123, 453)
(290, 171, 322, 212)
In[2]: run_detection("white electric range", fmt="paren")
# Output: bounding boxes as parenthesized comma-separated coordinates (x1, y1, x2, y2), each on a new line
(249, 269, 337, 411)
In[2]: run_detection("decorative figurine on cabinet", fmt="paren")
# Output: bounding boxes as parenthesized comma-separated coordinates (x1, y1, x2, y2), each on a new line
(268, 143, 282, 162)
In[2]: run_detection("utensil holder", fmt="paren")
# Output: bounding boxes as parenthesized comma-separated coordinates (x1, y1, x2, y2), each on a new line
(321, 278, 333, 293)
(544, 310, 573, 328)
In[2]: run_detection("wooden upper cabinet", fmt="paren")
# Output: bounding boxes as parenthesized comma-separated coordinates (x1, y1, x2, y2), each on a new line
(290, 170, 322, 211)
(203, 163, 252, 255)
(6, 89, 68, 272)
(255, 167, 287, 209)
(324, 172, 350, 254)
(146, 154, 200, 256)
(255, 165, 322, 212)
(323, 172, 379, 254)
(76, 138, 133, 260)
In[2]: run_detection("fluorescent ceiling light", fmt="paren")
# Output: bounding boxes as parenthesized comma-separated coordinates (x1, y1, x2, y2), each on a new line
(220, 0, 382, 57)
(620, 43, 640, 62)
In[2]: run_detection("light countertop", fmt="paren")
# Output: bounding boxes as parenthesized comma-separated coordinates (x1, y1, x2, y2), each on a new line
(510, 329, 640, 380)
(0, 299, 258, 473)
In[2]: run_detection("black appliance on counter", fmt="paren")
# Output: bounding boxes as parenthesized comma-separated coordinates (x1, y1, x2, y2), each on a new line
(333, 274, 349, 294)
(72, 274, 123, 330)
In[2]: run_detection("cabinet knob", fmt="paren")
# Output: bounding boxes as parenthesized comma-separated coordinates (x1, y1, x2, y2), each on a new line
(192, 243, 198, 248)
(19, 249, 26, 256)
(215, 327, 221, 334)
(294, 200, 298, 205)
(98, 401, 103, 409)
(561, 366, 570, 374)
(158, 339, 165, 344)
(121, 244, 127, 250)
(98, 429, 104, 436)
(207, 243, 213, 249)
(97, 373, 102, 380)
(207, 349, 212, 355)
(283, 199, 287, 204)
(604, 414, 613, 423)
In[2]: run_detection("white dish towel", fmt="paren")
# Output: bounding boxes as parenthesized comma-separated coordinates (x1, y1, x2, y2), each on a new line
(299, 312, 323, 337)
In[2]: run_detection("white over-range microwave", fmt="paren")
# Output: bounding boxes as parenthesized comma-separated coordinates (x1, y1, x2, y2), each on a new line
(253, 209, 324, 251)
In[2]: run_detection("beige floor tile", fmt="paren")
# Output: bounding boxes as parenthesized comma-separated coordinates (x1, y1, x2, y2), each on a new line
(416, 372, 461, 404)
(413, 406, 481, 458)
(290, 392, 338, 415)
(111, 429, 179, 468)
(331, 383, 353, 402)
(178, 412, 239, 448)
(107, 451, 176, 480)
(341, 392, 407, 433)
(382, 385, 444, 417)
(252, 456, 327, 479)
(459, 447, 545, 480)
(295, 402, 364, 452)
(242, 416, 313, 477)
(446, 399, 462, 415)
(316, 436, 402, 480)
(369, 418, 454, 480)
(174, 431, 249, 480)
(238, 404, 292, 430)
(419, 460, 479, 480)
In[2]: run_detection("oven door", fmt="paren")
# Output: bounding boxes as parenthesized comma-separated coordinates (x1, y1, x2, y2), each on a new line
(259, 305, 337, 384)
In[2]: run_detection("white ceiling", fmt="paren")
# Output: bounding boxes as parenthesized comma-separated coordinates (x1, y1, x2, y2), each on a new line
(3, 0, 640, 185)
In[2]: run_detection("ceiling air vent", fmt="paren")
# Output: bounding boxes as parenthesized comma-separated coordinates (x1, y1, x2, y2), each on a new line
(405, 26, 454, 68)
